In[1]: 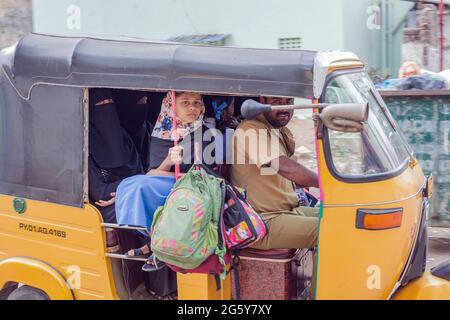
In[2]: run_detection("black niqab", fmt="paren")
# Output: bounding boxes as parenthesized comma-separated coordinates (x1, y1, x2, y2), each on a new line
(89, 88, 143, 178)
(114, 90, 156, 171)
(114, 90, 151, 135)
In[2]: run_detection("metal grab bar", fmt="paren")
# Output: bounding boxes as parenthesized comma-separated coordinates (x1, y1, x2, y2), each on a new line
(102, 223, 148, 232)
(106, 253, 148, 262)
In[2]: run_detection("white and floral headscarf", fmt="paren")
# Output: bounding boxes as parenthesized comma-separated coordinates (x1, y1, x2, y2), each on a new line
(151, 92, 205, 140)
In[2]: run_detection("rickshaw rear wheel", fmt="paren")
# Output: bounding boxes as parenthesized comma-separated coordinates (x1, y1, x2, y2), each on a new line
(7, 285, 50, 300)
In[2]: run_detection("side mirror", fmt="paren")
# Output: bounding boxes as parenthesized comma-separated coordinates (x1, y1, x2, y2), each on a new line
(318, 102, 369, 132)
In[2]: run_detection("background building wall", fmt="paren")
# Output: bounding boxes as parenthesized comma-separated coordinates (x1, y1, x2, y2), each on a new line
(342, 0, 383, 73)
(402, 3, 450, 72)
(0, 0, 32, 48)
(32, 0, 346, 50)
(31, 0, 418, 77)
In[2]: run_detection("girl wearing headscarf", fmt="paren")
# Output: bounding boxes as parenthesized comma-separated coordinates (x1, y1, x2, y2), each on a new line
(114, 92, 222, 299)
(88, 89, 144, 223)
(114, 91, 222, 260)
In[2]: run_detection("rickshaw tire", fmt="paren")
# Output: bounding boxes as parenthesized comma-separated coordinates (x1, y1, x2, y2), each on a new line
(0, 283, 17, 300)
(7, 285, 50, 300)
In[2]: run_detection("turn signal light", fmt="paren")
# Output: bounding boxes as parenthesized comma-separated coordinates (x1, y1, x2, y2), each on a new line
(356, 208, 403, 230)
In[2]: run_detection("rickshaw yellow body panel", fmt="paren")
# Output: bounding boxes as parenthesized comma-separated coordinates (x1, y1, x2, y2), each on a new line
(177, 272, 231, 300)
(0, 196, 118, 300)
(392, 271, 450, 300)
(0, 257, 73, 300)
(315, 136, 426, 299)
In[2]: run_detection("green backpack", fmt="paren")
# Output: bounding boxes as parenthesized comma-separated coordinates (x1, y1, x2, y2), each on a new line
(150, 165, 227, 271)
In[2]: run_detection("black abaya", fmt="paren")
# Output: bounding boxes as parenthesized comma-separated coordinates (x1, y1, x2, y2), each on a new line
(88, 89, 143, 222)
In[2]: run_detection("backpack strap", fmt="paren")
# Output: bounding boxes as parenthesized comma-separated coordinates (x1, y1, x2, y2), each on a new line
(232, 255, 241, 300)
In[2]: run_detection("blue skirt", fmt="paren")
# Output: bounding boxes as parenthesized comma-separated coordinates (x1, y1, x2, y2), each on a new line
(115, 175, 176, 231)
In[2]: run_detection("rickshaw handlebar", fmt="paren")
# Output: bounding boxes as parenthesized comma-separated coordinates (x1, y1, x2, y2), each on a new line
(269, 103, 328, 110)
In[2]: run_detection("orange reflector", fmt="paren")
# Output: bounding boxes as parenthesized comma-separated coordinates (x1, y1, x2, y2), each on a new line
(356, 208, 403, 230)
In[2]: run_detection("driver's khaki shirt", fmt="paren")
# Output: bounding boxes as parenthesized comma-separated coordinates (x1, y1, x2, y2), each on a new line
(229, 116, 299, 220)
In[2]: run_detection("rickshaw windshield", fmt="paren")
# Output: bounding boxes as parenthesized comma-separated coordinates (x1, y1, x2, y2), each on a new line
(323, 72, 411, 179)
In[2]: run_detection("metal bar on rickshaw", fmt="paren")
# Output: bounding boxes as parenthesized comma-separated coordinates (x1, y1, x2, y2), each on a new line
(101, 223, 148, 231)
(105, 253, 148, 262)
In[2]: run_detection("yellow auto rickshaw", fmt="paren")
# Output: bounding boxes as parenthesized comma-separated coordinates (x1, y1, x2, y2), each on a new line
(0, 33, 448, 300)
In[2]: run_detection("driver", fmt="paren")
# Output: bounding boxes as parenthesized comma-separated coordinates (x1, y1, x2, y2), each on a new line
(230, 96, 319, 249)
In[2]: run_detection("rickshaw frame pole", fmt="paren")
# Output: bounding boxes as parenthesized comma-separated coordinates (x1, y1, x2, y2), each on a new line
(171, 90, 181, 180)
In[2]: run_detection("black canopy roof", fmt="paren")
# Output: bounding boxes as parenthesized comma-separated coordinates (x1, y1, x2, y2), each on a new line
(0, 33, 317, 99)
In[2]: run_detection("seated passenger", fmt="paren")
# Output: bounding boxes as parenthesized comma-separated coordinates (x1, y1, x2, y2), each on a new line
(88, 89, 144, 223)
(114, 90, 154, 171)
(203, 95, 241, 164)
(204, 95, 240, 132)
(230, 96, 319, 250)
(114, 91, 221, 261)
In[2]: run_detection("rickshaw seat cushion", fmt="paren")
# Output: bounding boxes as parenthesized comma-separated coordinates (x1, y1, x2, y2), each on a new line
(237, 248, 297, 260)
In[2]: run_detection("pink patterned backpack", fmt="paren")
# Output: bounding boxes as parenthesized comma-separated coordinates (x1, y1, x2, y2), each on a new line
(223, 184, 268, 251)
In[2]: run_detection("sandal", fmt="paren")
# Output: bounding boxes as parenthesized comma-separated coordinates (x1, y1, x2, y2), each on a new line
(126, 241, 150, 258)
(149, 290, 177, 300)
(142, 254, 166, 272)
